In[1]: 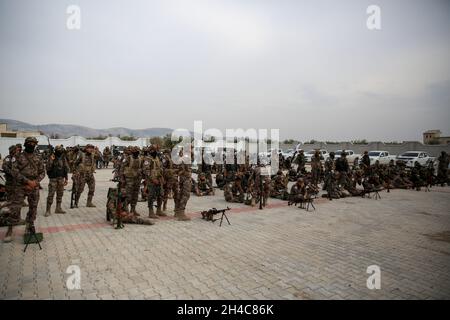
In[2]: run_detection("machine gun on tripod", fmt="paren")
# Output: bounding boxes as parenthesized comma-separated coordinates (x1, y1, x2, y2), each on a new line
(23, 224, 43, 252)
(201, 207, 231, 226)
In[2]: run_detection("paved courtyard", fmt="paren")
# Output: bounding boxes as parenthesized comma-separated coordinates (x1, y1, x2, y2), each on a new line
(1, 168, 449, 300)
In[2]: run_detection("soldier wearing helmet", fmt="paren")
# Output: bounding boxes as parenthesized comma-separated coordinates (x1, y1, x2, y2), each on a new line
(143, 145, 165, 218)
(72, 144, 96, 208)
(119, 146, 144, 216)
(45, 145, 70, 216)
(4, 137, 45, 243)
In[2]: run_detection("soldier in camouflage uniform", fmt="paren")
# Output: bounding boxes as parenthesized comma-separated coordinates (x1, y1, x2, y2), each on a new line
(270, 170, 289, 199)
(174, 159, 192, 221)
(45, 145, 70, 216)
(161, 149, 178, 213)
(4, 137, 45, 242)
(119, 146, 143, 215)
(103, 146, 112, 168)
(143, 145, 165, 218)
(2, 145, 21, 201)
(73, 144, 96, 208)
(195, 172, 214, 196)
(293, 150, 306, 174)
(288, 178, 309, 204)
(323, 151, 335, 196)
(310, 150, 322, 187)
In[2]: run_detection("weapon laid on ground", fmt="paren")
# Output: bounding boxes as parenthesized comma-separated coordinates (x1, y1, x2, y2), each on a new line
(201, 207, 231, 227)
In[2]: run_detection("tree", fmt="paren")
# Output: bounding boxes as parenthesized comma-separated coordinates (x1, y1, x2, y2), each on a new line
(149, 136, 164, 147)
(162, 133, 182, 149)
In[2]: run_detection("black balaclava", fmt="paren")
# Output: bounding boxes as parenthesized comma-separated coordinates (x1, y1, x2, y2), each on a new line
(24, 143, 35, 153)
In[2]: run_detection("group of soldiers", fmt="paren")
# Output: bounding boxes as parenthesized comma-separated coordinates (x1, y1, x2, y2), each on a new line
(215, 149, 450, 206)
(109, 145, 192, 225)
(0, 139, 99, 242)
(1, 136, 449, 241)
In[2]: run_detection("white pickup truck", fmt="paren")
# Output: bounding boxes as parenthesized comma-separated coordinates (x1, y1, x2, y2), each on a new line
(367, 151, 397, 165)
(396, 151, 434, 167)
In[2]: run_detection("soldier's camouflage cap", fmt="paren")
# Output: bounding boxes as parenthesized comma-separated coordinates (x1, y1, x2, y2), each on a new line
(85, 144, 95, 149)
(9, 145, 16, 152)
(24, 137, 38, 144)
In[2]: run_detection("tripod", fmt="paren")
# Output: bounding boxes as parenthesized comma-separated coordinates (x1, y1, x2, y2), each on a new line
(23, 225, 42, 252)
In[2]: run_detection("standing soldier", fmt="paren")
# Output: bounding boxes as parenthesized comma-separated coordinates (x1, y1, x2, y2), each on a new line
(162, 149, 178, 214)
(103, 146, 112, 168)
(323, 151, 335, 196)
(361, 151, 371, 175)
(119, 146, 143, 215)
(73, 144, 96, 208)
(143, 145, 165, 218)
(45, 145, 69, 216)
(293, 149, 306, 174)
(310, 150, 322, 187)
(200, 149, 214, 187)
(174, 160, 192, 221)
(6, 137, 45, 242)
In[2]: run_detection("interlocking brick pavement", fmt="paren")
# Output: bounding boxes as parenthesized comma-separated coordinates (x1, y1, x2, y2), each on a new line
(1, 169, 449, 300)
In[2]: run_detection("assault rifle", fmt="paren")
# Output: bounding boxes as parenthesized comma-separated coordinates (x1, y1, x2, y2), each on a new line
(201, 207, 231, 227)
(70, 173, 78, 209)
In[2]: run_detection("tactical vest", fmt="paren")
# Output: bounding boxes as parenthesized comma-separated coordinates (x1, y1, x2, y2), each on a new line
(143, 156, 162, 180)
(123, 156, 142, 178)
(47, 157, 68, 179)
(78, 152, 95, 173)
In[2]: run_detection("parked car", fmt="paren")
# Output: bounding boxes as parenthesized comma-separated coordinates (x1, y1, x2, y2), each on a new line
(396, 151, 434, 167)
(367, 151, 396, 165)
(334, 150, 359, 163)
(281, 149, 295, 158)
(304, 149, 329, 163)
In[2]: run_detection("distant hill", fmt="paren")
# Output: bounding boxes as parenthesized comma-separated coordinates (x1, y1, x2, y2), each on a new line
(0, 119, 173, 139)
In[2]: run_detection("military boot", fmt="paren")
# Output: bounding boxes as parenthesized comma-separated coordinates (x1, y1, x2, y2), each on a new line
(3, 226, 13, 243)
(86, 196, 96, 208)
(44, 203, 52, 217)
(131, 205, 140, 216)
(55, 202, 66, 214)
(148, 206, 159, 219)
(176, 209, 191, 221)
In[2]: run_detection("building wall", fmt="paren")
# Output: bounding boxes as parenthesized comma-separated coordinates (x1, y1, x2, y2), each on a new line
(0, 135, 152, 157)
(1, 135, 449, 158)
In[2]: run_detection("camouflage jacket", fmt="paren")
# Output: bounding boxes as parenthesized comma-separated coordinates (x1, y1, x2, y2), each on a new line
(11, 151, 45, 185)
(120, 155, 143, 179)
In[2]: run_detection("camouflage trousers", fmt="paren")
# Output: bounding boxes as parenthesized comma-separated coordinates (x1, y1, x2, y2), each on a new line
(4, 182, 14, 201)
(10, 185, 40, 224)
(47, 177, 65, 206)
(76, 172, 95, 198)
(124, 177, 140, 208)
(175, 176, 191, 211)
(163, 178, 178, 205)
(147, 183, 163, 209)
(311, 168, 321, 185)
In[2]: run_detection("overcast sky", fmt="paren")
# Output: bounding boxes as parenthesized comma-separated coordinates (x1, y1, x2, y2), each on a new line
(0, 0, 449, 141)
